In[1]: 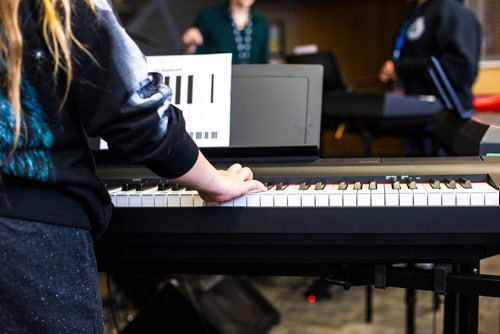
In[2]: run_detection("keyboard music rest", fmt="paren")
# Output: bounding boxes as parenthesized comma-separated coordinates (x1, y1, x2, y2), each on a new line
(95, 156, 500, 275)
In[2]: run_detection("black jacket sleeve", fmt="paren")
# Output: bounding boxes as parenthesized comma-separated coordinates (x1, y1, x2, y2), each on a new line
(69, 1, 198, 179)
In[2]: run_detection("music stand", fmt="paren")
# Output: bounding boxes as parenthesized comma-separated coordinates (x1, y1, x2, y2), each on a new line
(427, 56, 474, 119)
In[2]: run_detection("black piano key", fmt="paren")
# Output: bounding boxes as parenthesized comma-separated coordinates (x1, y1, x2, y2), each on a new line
(460, 178, 472, 189)
(135, 183, 157, 191)
(105, 183, 121, 190)
(445, 178, 457, 189)
(369, 181, 377, 190)
(408, 181, 417, 190)
(299, 183, 309, 191)
(171, 183, 185, 191)
(430, 179, 441, 190)
(353, 182, 362, 190)
(157, 182, 170, 191)
(276, 182, 288, 191)
(393, 181, 401, 190)
(338, 182, 347, 190)
(314, 182, 325, 190)
(121, 183, 136, 191)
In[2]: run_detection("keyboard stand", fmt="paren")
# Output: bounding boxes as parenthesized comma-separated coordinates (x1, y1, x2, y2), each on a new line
(322, 261, 498, 334)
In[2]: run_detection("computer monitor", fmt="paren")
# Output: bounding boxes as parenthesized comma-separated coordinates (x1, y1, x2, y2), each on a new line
(92, 64, 324, 163)
(427, 56, 474, 119)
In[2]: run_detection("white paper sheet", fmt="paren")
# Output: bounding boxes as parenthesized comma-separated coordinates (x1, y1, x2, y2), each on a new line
(147, 53, 232, 147)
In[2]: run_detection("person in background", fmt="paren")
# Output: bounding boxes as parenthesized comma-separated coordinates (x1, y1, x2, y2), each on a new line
(379, 0, 481, 155)
(182, 0, 269, 64)
(380, 0, 481, 110)
(0, 0, 265, 332)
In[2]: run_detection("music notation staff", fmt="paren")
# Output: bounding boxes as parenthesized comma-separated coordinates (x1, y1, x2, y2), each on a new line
(107, 179, 499, 208)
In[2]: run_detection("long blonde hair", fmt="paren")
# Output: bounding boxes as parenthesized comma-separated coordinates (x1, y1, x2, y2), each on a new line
(0, 0, 95, 155)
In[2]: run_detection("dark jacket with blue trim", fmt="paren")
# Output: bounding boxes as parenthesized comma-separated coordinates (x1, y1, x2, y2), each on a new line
(395, 0, 481, 110)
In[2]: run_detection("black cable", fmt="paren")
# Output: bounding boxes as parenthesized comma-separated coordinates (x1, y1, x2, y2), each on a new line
(106, 273, 121, 334)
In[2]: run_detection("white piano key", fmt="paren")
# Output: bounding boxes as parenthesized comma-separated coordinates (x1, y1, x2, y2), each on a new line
(413, 183, 428, 206)
(470, 183, 486, 206)
(399, 184, 413, 206)
(370, 183, 385, 207)
(273, 185, 289, 207)
(110, 194, 117, 206)
(128, 193, 143, 207)
(384, 184, 399, 206)
(233, 194, 247, 207)
(273, 194, 287, 207)
(167, 191, 182, 207)
(301, 186, 316, 207)
(141, 194, 154, 207)
(455, 184, 471, 206)
(154, 191, 170, 207)
(260, 185, 275, 207)
(139, 187, 158, 207)
(287, 185, 302, 207)
(343, 184, 357, 207)
(193, 194, 205, 207)
(423, 183, 442, 206)
(476, 183, 499, 206)
(441, 184, 457, 206)
(220, 200, 234, 207)
(357, 184, 371, 207)
(329, 184, 343, 207)
(116, 190, 135, 207)
(107, 186, 121, 207)
(181, 191, 197, 207)
(246, 191, 261, 207)
(315, 184, 332, 207)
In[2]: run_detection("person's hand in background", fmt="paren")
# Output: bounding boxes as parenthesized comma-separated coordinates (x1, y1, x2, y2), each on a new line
(182, 27, 204, 54)
(379, 60, 398, 83)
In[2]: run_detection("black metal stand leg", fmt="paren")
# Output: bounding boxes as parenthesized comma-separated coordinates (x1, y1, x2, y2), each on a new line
(443, 293, 457, 334)
(365, 285, 372, 323)
(406, 287, 416, 334)
(457, 263, 479, 334)
(443, 263, 480, 334)
(458, 292, 479, 334)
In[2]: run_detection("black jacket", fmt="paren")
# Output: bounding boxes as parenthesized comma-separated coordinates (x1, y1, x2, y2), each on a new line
(395, 0, 481, 110)
(0, 0, 198, 236)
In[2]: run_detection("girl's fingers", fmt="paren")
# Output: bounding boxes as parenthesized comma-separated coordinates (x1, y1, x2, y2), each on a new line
(226, 163, 243, 174)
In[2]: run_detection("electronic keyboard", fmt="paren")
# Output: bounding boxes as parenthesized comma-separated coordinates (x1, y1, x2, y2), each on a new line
(95, 156, 500, 275)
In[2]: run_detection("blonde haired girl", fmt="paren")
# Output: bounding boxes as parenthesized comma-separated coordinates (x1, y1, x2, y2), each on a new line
(0, 1, 264, 332)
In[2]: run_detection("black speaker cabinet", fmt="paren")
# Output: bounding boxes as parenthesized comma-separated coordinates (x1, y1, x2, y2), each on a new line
(120, 275, 280, 334)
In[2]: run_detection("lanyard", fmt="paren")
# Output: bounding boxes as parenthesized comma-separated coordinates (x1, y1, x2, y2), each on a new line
(391, 3, 424, 62)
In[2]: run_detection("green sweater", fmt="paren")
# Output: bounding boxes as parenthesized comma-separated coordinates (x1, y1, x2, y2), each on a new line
(194, 3, 269, 64)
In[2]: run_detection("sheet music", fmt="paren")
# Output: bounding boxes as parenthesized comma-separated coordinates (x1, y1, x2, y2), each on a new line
(147, 53, 232, 147)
